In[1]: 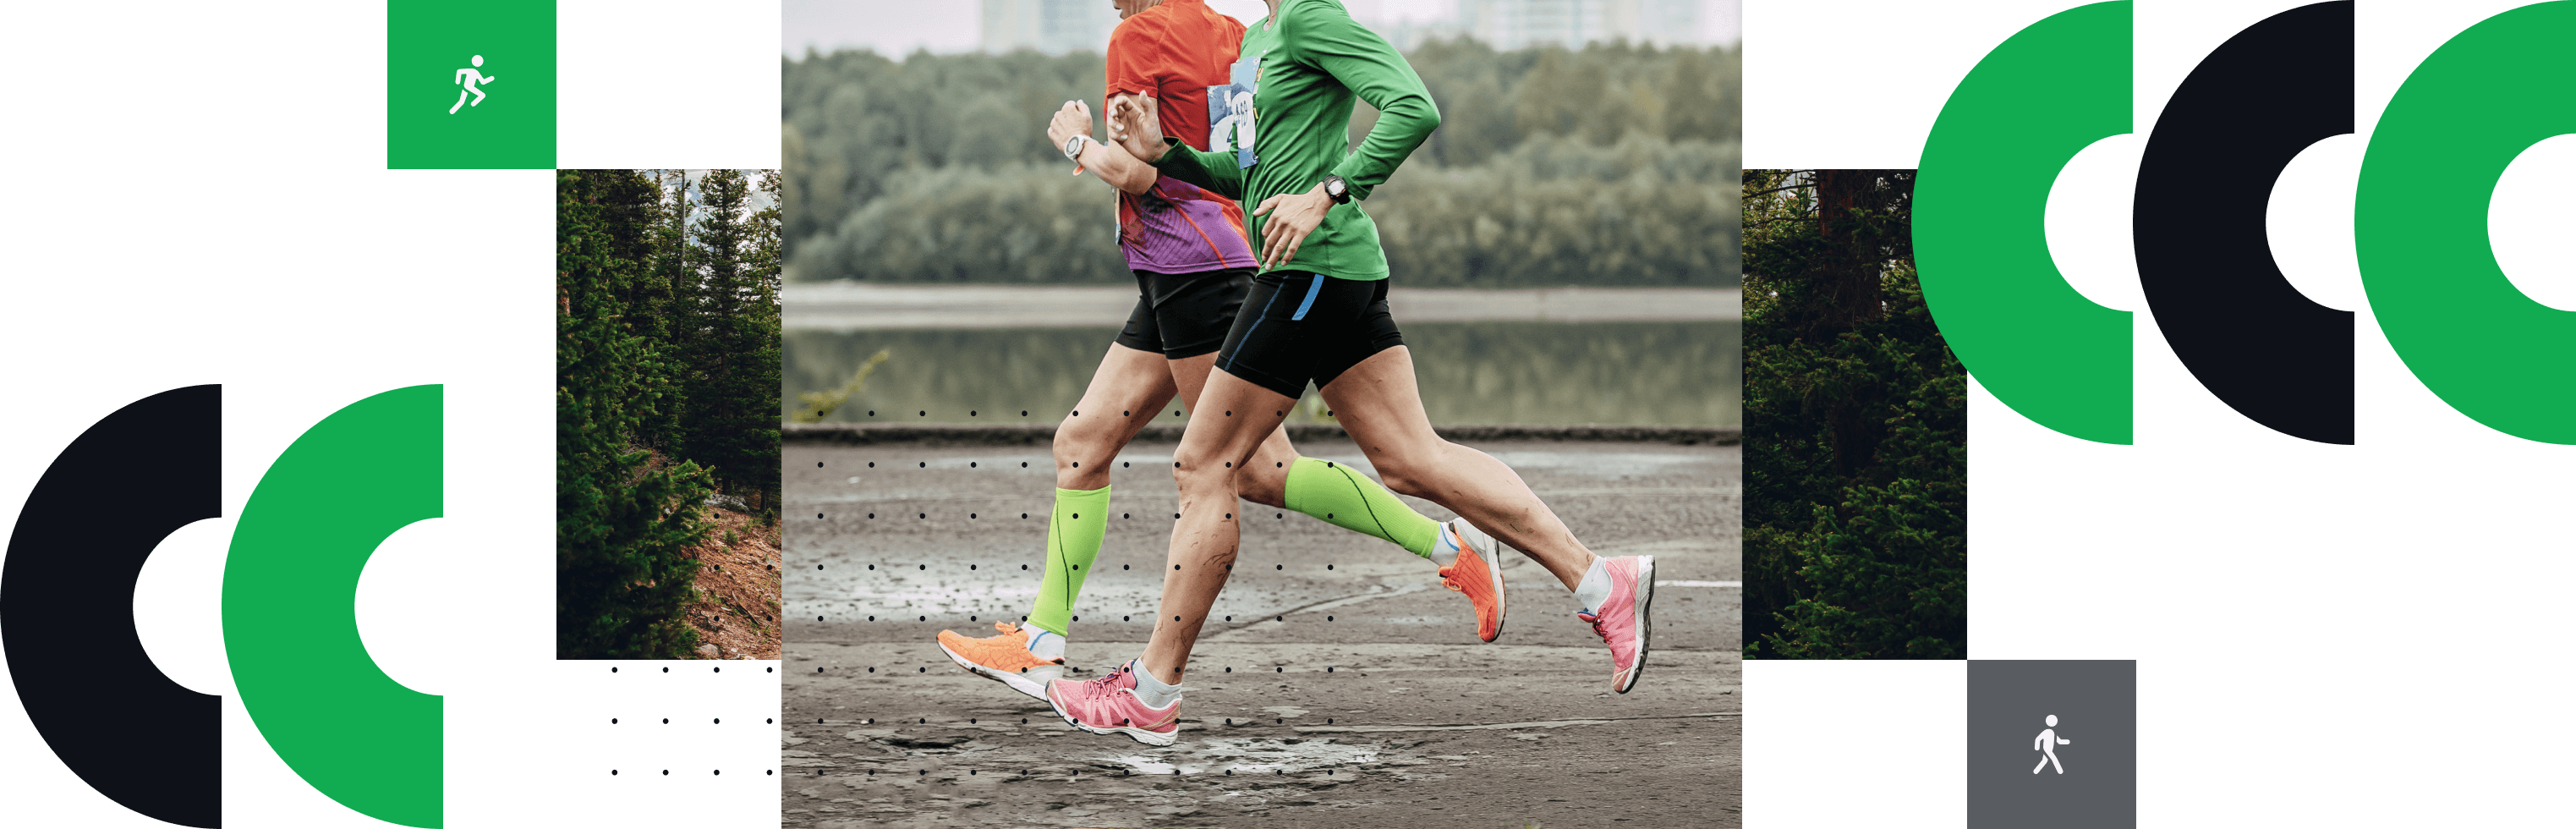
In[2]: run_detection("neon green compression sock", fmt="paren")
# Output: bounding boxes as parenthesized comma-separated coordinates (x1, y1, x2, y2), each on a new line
(1026, 486, 1111, 637)
(1282, 457, 1441, 558)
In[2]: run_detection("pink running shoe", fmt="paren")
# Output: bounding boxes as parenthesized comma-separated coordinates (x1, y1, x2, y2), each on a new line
(1577, 555, 1655, 694)
(1044, 659, 1182, 746)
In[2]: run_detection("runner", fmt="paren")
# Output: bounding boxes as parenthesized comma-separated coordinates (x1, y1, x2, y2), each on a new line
(933, 0, 1510, 705)
(451, 55, 496, 114)
(1044, 0, 1655, 747)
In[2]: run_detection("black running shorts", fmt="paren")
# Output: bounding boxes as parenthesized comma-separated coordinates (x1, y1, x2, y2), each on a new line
(1113, 267, 1255, 360)
(1214, 271, 1406, 400)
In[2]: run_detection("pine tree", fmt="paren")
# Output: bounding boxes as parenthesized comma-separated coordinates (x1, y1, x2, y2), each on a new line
(627, 170, 691, 453)
(1741, 169, 1967, 659)
(675, 169, 784, 519)
(557, 169, 714, 659)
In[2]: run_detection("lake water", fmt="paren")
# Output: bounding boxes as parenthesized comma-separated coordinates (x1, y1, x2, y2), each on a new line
(783, 320, 1740, 428)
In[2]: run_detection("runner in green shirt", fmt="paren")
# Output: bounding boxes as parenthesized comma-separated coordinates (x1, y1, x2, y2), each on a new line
(1127, 0, 1434, 281)
(1041, 0, 1660, 748)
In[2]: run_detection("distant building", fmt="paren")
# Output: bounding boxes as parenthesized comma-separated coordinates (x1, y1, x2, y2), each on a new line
(980, 0, 1119, 55)
(978, 0, 1720, 57)
(1457, 0, 1702, 50)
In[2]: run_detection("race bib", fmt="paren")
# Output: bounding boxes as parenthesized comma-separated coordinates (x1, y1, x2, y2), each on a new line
(1208, 56, 1258, 168)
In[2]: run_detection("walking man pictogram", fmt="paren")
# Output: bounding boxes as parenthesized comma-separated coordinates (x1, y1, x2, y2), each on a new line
(450, 55, 496, 114)
(2033, 714, 2071, 774)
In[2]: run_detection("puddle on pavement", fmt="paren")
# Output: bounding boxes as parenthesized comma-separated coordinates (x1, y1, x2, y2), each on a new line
(1100, 737, 1393, 775)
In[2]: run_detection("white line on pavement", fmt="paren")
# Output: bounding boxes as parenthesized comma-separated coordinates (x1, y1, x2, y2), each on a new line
(1292, 711, 1741, 733)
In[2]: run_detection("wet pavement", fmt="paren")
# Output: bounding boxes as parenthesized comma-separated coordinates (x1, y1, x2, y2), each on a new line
(782, 439, 1741, 827)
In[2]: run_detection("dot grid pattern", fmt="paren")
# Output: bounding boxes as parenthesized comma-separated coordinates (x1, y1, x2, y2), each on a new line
(777, 431, 1746, 825)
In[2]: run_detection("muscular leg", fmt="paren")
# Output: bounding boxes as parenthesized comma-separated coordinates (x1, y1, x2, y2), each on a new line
(1135, 369, 1294, 684)
(1025, 343, 1177, 638)
(1162, 351, 1299, 508)
(1321, 346, 1598, 591)
(1055, 343, 1177, 489)
(1167, 353, 1428, 554)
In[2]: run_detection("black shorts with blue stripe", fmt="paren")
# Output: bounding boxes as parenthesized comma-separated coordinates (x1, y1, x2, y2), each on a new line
(1214, 271, 1406, 400)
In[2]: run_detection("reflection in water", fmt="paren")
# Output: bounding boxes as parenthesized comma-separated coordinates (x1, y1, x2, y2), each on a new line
(784, 321, 1740, 428)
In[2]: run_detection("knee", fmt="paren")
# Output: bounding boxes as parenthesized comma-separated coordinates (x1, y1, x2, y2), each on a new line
(1170, 453, 1239, 497)
(1051, 428, 1115, 486)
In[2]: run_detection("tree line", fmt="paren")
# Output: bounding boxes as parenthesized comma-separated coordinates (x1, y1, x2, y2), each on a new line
(781, 38, 1740, 288)
(557, 168, 783, 659)
(1740, 169, 1967, 659)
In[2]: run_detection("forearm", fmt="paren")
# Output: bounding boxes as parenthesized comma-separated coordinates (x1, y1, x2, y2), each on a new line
(1078, 139, 1159, 195)
(1334, 91, 1435, 196)
(1300, 3, 1440, 199)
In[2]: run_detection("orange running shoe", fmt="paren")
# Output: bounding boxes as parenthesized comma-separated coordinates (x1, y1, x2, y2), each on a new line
(1436, 519, 1508, 642)
(935, 621, 1063, 701)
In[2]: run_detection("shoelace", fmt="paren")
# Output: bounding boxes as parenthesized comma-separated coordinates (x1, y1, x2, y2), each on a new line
(1437, 526, 1472, 593)
(1078, 663, 1132, 694)
(1577, 610, 1610, 644)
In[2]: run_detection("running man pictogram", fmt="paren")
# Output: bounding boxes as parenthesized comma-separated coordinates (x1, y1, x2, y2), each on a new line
(450, 55, 496, 114)
(2033, 714, 2072, 774)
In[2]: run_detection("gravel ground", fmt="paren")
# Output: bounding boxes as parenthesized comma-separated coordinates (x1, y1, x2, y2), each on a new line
(781, 439, 1740, 828)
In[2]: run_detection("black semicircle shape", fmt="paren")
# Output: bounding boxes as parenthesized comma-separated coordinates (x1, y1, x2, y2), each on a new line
(2, 384, 221, 827)
(2135, 1, 2355, 444)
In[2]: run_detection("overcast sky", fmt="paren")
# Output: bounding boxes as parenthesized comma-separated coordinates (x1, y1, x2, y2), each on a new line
(784, 0, 1739, 58)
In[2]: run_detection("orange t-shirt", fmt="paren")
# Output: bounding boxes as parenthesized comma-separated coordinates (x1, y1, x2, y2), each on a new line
(1102, 0, 1255, 272)
(1104, 0, 1245, 151)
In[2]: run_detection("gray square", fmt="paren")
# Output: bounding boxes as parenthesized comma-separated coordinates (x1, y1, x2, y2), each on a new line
(1967, 660, 2135, 829)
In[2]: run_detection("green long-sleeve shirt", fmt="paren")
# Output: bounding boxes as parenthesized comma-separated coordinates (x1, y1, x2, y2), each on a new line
(1150, 0, 1439, 280)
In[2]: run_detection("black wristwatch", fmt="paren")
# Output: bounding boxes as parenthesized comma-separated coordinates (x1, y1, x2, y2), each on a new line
(1322, 173, 1351, 205)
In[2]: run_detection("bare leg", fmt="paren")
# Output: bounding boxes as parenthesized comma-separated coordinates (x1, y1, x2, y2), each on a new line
(1321, 346, 1598, 590)
(1161, 351, 1300, 508)
(1055, 344, 1179, 490)
(1136, 369, 1294, 684)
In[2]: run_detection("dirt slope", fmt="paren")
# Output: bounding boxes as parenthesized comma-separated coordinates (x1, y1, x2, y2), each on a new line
(682, 507, 783, 660)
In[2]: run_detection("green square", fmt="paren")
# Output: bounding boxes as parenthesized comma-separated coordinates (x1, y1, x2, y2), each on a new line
(389, 0, 554, 168)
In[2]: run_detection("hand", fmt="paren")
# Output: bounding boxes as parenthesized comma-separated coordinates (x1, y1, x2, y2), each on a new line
(1044, 100, 1093, 155)
(1251, 183, 1334, 270)
(1105, 92, 1168, 163)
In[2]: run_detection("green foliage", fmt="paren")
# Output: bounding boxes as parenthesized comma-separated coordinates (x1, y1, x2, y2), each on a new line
(556, 169, 713, 660)
(781, 49, 1104, 248)
(781, 39, 1740, 287)
(675, 169, 785, 520)
(1741, 169, 1966, 659)
(558, 168, 784, 658)
(789, 162, 1133, 285)
(791, 348, 890, 423)
(1371, 135, 1738, 287)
